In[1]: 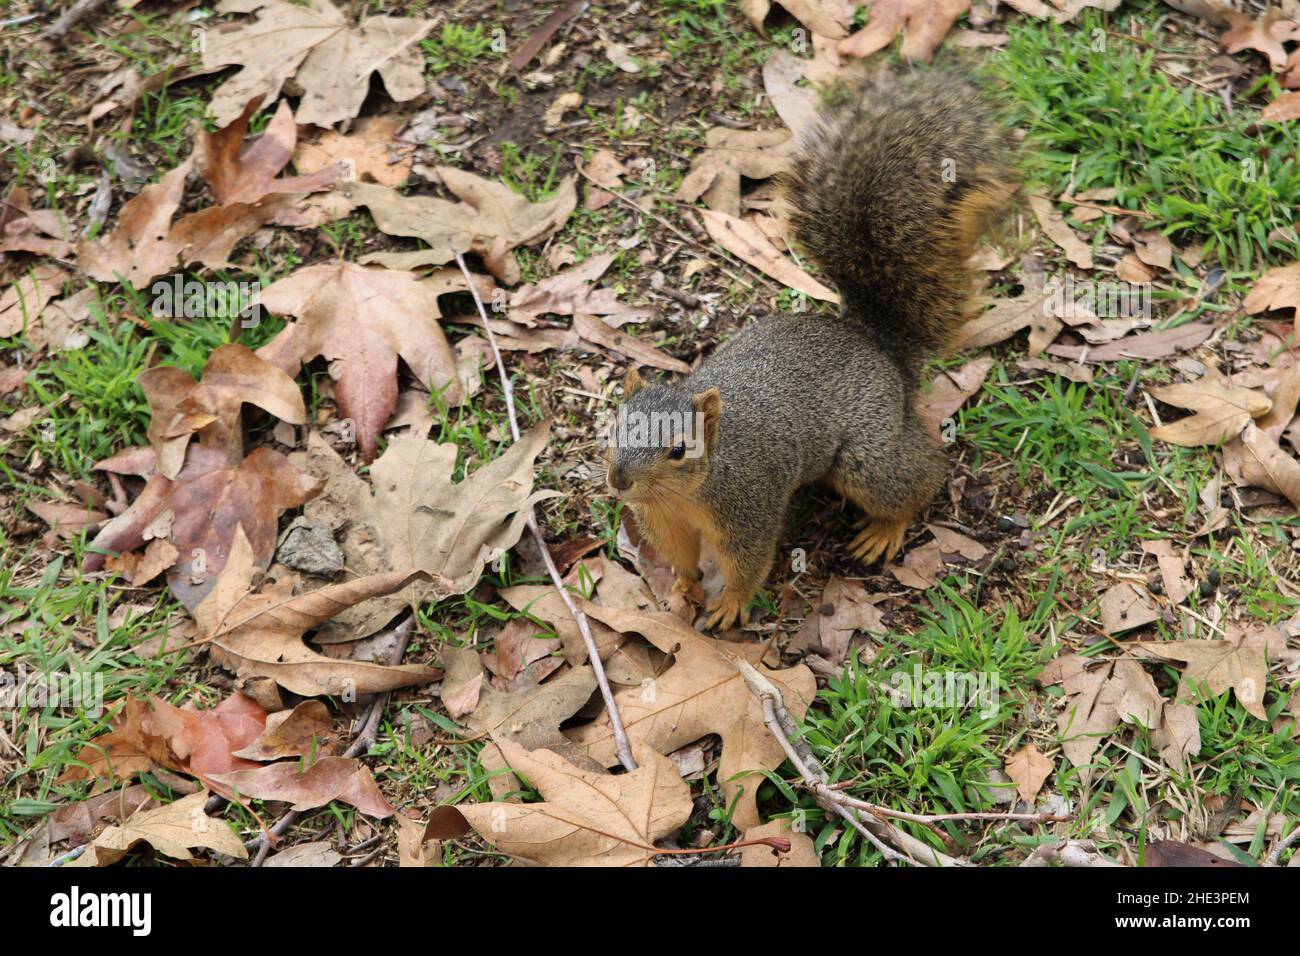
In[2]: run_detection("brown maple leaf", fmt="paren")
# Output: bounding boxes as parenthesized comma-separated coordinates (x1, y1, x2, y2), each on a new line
(255, 261, 462, 461)
(839, 0, 971, 63)
(201, 0, 433, 129)
(1219, 9, 1297, 71)
(0, 187, 75, 258)
(75, 157, 289, 286)
(195, 96, 342, 205)
(139, 343, 307, 479)
(85, 443, 324, 610)
(290, 421, 559, 635)
(349, 168, 577, 284)
(454, 740, 693, 867)
(60, 692, 267, 790)
(567, 605, 815, 830)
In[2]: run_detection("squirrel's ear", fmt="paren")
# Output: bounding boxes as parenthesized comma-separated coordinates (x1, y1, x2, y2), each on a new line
(692, 387, 724, 447)
(624, 367, 645, 397)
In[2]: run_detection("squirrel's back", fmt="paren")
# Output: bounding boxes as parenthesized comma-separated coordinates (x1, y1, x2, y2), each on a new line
(784, 70, 1014, 374)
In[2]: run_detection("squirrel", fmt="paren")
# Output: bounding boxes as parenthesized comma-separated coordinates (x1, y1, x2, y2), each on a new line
(605, 71, 1015, 630)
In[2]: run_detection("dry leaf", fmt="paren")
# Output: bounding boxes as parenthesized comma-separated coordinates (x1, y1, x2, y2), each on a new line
(700, 209, 838, 302)
(350, 170, 576, 283)
(1099, 582, 1160, 634)
(76, 158, 288, 286)
(1243, 261, 1300, 335)
(202, 0, 432, 128)
(955, 286, 1061, 355)
(573, 312, 691, 374)
(1046, 322, 1215, 363)
(1148, 380, 1272, 447)
(1141, 540, 1193, 606)
(762, 50, 819, 136)
(75, 791, 246, 866)
(917, 356, 994, 441)
(196, 525, 440, 696)
(0, 188, 75, 258)
(570, 605, 815, 830)
(27, 499, 108, 542)
(1029, 195, 1093, 269)
(740, 819, 821, 867)
(456, 739, 692, 867)
(1225, 421, 1300, 509)
(255, 261, 461, 461)
(1135, 629, 1272, 720)
(839, 0, 971, 63)
(211, 755, 394, 817)
(508, 252, 652, 327)
(139, 343, 307, 479)
(817, 575, 887, 664)
(740, 0, 850, 40)
(196, 97, 341, 205)
(675, 127, 793, 218)
(86, 444, 323, 610)
(1004, 744, 1053, 802)
(295, 115, 411, 188)
(0, 264, 66, 338)
(1219, 9, 1296, 71)
(466, 666, 602, 771)
(291, 422, 558, 636)
(1260, 91, 1300, 122)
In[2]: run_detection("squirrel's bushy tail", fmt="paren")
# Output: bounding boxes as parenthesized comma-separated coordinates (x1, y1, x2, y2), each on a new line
(785, 70, 1014, 366)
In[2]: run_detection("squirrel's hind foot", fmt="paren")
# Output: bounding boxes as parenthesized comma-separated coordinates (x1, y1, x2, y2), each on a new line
(848, 517, 908, 565)
(703, 589, 751, 631)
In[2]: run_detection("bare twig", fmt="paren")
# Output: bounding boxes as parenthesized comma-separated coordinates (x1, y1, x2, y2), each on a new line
(1021, 839, 1124, 868)
(41, 0, 110, 41)
(1266, 823, 1300, 867)
(738, 659, 963, 867)
(454, 251, 636, 772)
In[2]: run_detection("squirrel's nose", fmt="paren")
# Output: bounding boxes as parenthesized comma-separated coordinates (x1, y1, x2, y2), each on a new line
(608, 464, 631, 491)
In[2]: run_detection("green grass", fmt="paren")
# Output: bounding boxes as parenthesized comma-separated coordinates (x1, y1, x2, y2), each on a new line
(420, 22, 503, 74)
(997, 3, 1300, 269)
(784, 587, 1055, 865)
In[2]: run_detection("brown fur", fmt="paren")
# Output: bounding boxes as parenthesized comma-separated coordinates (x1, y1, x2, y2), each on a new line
(606, 71, 1015, 629)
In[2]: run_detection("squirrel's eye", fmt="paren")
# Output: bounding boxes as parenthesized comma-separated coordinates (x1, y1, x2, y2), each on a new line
(668, 442, 686, 460)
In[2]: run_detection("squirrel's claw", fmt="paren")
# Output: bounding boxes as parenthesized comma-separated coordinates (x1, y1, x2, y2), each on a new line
(848, 518, 908, 565)
(703, 590, 749, 631)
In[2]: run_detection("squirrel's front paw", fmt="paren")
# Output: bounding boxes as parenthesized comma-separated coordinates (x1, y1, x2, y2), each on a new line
(671, 573, 700, 602)
(848, 517, 908, 564)
(703, 590, 750, 631)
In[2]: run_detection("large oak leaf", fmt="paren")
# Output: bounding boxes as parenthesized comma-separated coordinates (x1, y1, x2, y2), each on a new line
(291, 421, 559, 635)
(566, 605, 815, 830)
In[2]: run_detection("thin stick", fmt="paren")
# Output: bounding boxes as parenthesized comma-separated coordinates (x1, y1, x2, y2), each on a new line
(41, 0, 110, 41)
(1266, 823, 1300, 867)
(454, 252, 637, 772)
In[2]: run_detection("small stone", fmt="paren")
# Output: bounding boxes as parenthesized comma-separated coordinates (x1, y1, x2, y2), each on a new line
(276, 521, 345, 577)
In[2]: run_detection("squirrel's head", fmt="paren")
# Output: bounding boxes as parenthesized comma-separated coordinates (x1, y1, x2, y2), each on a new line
(604, 368, 722, 503)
